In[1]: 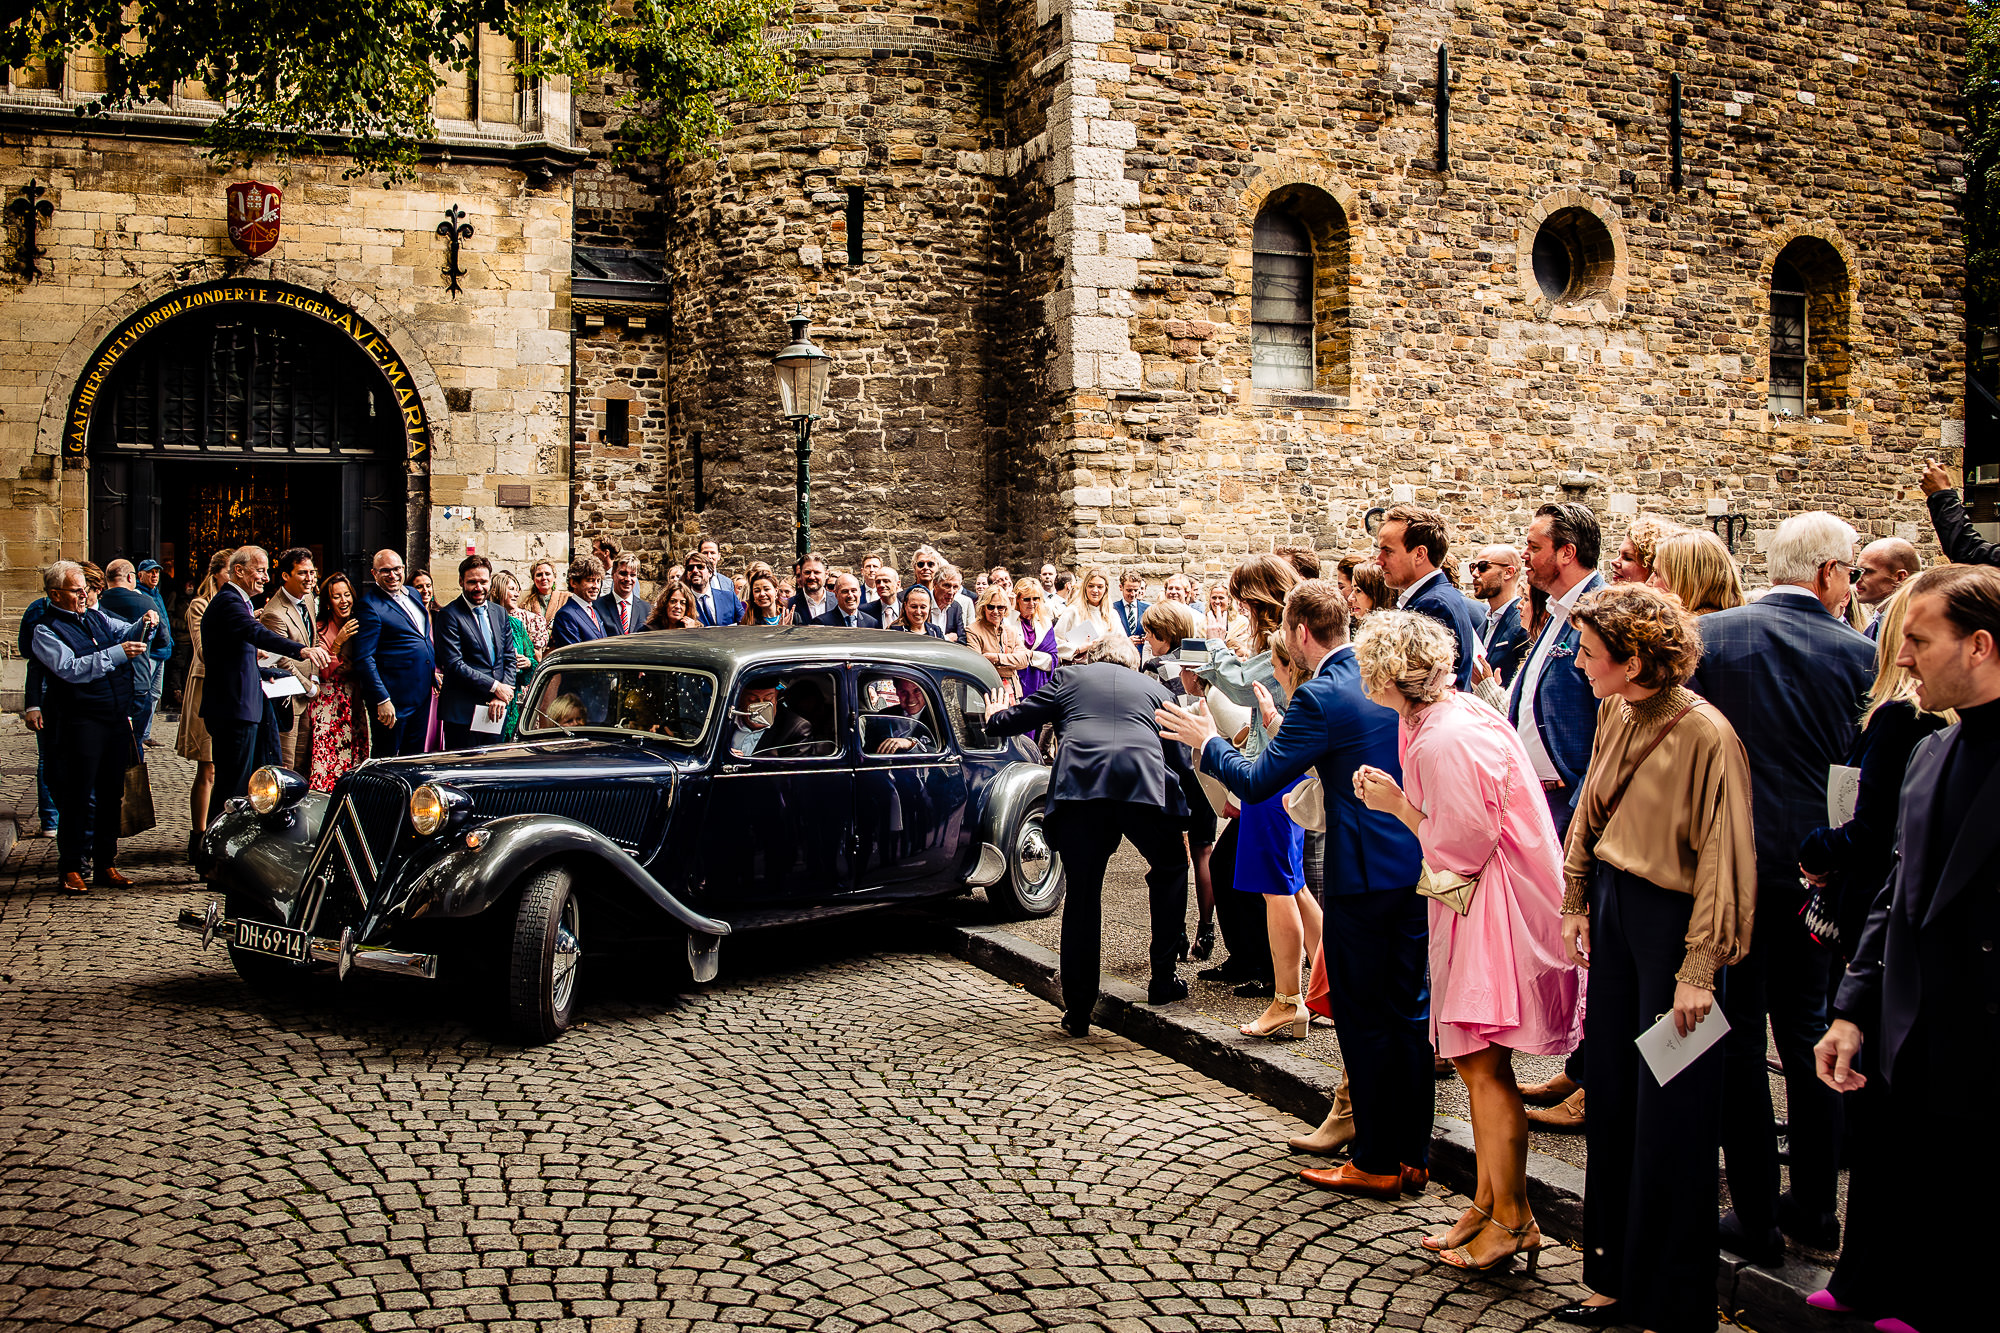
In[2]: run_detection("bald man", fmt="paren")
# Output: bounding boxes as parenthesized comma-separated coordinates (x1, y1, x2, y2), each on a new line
(352, 548, 438, 756)
(1853, 537, 1922, 639)
(1471, 543, 1528, 684)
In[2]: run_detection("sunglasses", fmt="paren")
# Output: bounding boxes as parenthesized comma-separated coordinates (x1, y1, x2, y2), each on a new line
(1470, 561, 1512, 574)
(1846, 565, 1865, 580)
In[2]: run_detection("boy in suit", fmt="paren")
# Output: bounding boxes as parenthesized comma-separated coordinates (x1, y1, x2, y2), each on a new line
(547, 554, 608, 650)
(595, 551, 650, 635)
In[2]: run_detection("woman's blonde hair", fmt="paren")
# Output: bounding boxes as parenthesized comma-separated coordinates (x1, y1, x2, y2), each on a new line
(1864, 582, 1955, 728)
(976, 584, 1012, 615)
(1353, 610, 1456, 705)
(1623, 516, 1686, 575)
(197, 548, 231, 600)
(1078, 565, 1112, 606)
(1651, 530, 1745, 616)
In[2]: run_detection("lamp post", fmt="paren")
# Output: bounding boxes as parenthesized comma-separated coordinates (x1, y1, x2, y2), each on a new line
(771, 307, 832, 561)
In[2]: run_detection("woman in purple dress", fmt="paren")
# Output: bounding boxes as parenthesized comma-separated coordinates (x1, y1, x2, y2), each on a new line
(1014, 581, 1059, 697)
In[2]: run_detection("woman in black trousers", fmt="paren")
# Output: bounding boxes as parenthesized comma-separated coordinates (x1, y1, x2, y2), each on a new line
(1558, 586, 1758, 1333)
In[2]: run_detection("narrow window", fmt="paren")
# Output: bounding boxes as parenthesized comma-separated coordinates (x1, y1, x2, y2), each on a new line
(1769, 259, 1808, 417)
(1251, 209, 1313, 389)
(605, 398, 629, 447)
(846, 187, 864, 266)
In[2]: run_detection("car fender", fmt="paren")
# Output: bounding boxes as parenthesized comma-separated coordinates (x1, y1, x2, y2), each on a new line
(202, 792, 331, 925)
(978, 761, 1051, 849)
(398, 813, 731, 938)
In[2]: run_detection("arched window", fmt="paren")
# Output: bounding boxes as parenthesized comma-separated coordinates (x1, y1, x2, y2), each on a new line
(1252, 208, 1314, 389)
(1768, 238, 1851, 417)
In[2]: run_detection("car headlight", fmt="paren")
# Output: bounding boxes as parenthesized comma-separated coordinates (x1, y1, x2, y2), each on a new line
(409, 784, 470, 836)
(248, 766, 307, 815)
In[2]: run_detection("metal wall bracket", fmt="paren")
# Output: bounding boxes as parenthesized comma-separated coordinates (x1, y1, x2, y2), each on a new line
(437, 204, 474, 296)
(9, 179, 54, 280)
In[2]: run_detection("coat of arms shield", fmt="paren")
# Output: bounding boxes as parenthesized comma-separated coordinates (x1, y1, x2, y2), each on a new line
(226, 181, 282, 258)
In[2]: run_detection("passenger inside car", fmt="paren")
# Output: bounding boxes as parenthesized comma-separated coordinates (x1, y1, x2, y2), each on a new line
(759, 675, 838, 758)
(861, 676, 938, 755)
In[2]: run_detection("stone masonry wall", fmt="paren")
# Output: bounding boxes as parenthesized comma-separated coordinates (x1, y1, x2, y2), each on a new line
(0, 137, 574, 691)
(1033, 0, 1965, 583)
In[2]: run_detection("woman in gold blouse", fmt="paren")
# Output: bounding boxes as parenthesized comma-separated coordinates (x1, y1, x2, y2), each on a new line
(1557, 584, 1756, 1333)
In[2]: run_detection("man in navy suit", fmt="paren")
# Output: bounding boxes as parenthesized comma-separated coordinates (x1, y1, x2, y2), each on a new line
(1113, 568, 1150, 648)
(1158, 580, 1432, 1200)
(1471, 543, 1529, 684)
(683, 549, 741, 627)
(546, 555, 608, 650)
(595, 551, 650, 636)
(815, 573, 881, 628)
(861, 567, 903, 626)
(438, 555, 518, 749)
(1818, 564, 2000, 1332)
(788, 553, 835, 625)
(352, 548, 438, 758)
(1694, 512, 1876, 1263)
(1375, 504, 1485, 691)
(199, 546, 330, 803)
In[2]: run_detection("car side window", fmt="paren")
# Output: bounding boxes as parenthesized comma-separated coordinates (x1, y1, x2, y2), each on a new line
(725, 670, 842, 760)
(858, 673, 943, 758)
(942, 677, 1004, 752)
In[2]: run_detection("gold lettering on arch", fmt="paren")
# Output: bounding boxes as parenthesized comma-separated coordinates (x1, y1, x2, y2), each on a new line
(66, 280, 430, 460)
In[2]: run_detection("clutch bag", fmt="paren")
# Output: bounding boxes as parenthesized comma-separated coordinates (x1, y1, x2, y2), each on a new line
(1283, 777, 1326, 832)
(1416, 861, 1478, 915)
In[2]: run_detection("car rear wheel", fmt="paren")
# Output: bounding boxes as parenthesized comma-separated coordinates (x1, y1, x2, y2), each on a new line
(991, 797, 1065, 919)
(507, 866, 581, 1044)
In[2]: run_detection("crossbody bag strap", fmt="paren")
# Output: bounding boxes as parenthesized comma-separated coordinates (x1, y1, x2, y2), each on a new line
(1599, 701, 1697, 827)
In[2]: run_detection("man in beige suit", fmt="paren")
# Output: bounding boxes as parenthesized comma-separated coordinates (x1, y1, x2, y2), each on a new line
(258, 547, 320, 773)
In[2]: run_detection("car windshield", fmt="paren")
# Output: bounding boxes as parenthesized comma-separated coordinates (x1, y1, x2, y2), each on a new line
(518, 666, 717, 746)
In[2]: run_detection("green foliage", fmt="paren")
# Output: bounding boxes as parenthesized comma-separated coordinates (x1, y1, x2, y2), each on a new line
(1, 1, 806, 179)
(1968, 1, 2000, 332)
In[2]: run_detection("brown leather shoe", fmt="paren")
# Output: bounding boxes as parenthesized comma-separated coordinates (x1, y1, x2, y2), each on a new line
(58, 872, 90, 894)
(93, 867, 135, 888)
(1400, 1164, 1429, 1195)
(1518, 1072, 1580, 1107)
(1525, 1087, 1586, 1131)
(1434, 1054, 1456, 1077)
(1299, 1163, 1403, 1200)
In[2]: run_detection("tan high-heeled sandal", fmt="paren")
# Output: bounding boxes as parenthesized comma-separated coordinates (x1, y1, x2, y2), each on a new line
(1435, 1214, 1542, 1276)
(1420, 1202, 1491, 1252)
(1241, 992, 1308, 1039)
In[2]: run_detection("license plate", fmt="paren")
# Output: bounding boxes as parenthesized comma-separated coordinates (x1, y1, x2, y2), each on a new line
(234, 919, 311, 963)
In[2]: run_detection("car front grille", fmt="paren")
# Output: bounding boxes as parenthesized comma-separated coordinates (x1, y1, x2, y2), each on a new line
(468, 784, 659, 852)
(301, 771, 409, 930)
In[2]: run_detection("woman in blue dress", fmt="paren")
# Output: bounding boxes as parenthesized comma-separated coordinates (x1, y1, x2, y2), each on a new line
(1192, 554, 1320, 1039)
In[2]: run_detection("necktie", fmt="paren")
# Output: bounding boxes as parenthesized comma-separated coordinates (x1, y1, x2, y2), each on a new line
(619, 599, 630, 632)
(702, 592, 714, 624)
(846, 614, 856, 627)
(473, 602, 493, 662)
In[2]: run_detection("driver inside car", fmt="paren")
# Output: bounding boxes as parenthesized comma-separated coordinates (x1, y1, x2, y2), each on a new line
(725, 683, 779, 756)
(861, 677, 936, 755)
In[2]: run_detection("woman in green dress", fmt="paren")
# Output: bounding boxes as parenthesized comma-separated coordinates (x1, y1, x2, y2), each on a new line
(493, 572, 539, 737)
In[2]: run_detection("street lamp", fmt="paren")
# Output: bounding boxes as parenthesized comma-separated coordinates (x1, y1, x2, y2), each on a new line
(771, 307, 832, 560)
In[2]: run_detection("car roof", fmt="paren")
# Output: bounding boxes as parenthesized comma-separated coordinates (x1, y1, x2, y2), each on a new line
(539, 625, 1005, 691)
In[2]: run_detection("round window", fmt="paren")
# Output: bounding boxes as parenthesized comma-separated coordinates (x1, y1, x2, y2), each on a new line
(1530, 207, 1616, 305)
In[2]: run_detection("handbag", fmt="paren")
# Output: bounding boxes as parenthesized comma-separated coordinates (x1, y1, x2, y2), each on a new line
(1414, 756, 1517, 917)
(1283, 777, 1325, 831)
(119, 725, 157, 838)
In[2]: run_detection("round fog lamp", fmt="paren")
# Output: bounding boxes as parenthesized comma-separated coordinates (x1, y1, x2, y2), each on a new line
(248, 767, 284, 814)
(410, 785, 447, 835)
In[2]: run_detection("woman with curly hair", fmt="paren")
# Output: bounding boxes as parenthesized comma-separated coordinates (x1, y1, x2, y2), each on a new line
(1610, 516, 1686, 585)
(1557, 583, 1756, 1333)
(1348, 611, 1579, 1277)
(1646, 529, 1745, 617)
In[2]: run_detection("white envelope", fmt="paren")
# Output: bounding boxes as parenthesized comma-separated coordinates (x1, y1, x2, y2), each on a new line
(468, 707, 505, 734)
(261, 675, 307, 699)
(1635, 1000, 1731, 1086)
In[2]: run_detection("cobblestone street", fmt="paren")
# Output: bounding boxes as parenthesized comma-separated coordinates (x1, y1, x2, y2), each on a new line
(0, 723, 1599, 1332)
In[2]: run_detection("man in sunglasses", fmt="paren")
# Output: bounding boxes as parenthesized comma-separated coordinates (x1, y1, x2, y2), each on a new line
(1470, 545, 1528, 684)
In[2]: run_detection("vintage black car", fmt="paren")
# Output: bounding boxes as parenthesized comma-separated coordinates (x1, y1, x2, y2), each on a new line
(176, 628, 1063, 1042)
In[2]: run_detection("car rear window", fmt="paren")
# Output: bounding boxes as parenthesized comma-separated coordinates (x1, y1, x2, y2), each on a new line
(519, 666, 717, 747)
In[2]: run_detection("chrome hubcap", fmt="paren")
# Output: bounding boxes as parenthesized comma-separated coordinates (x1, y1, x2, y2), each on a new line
(552, 896, 581, 1011)
(1015, 814, 1061, 908)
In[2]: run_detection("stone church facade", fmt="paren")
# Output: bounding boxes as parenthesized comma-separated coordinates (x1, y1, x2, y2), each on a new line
(0, 0, 1970, 700)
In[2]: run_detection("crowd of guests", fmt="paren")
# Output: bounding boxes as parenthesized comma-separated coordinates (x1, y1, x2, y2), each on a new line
(19, 458, 1998, 1333)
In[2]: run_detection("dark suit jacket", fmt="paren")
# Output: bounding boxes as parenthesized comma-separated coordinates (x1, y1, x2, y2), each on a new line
(814, 607, 881, 629)
(1200, 646, 1423, 895)
(18, 597, 50, 712)
(1113, 598, 1150, 642)
(200, 583, 311, 726)
(352, 583, 437, 719)
(1692, 589, 1875, 890)
(986, 662, 1196, 816)
(862, 595, 902, 625)
(437, 596, 518, 726)
(788, 591, 836, 626)
(1404, 573, 1486, 692)
(1925, 488, 2000, 567)
(939, 596, 971, 645)
(1482, 598, 1528, 685)
(1835, 724, 2000, 1087)
(693, 582, 741, 627)
(1507, 573, 1605, 805)
(547, 597, 606, 651)
(596, 592, 652, 636)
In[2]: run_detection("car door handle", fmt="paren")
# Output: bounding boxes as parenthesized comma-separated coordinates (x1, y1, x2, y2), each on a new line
(721, 763, 750, 773)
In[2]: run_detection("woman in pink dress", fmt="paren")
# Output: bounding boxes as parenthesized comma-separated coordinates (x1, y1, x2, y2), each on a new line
(1351, 610, 1579, 1278)
(307, 573, 370, 792)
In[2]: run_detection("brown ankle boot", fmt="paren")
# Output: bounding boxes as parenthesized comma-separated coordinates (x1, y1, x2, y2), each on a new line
(1288, 1080, 1355, 1154)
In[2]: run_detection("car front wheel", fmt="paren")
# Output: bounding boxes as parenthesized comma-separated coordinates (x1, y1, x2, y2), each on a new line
(507, 866, 581, 1044)
(992, 797, 1065, 919)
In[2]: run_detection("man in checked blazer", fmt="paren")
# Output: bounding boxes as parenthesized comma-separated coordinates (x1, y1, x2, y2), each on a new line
(1692, 512, 1876, 1264)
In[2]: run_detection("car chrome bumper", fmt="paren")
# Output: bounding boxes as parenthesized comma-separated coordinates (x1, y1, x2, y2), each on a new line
(175, 902, 441, 980)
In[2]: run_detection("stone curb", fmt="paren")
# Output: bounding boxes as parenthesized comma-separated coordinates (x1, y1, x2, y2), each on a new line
(941, 921, 1845, 1333)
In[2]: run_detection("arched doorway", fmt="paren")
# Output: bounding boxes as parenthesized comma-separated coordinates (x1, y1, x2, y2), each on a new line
(74, 282, 423, 589)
